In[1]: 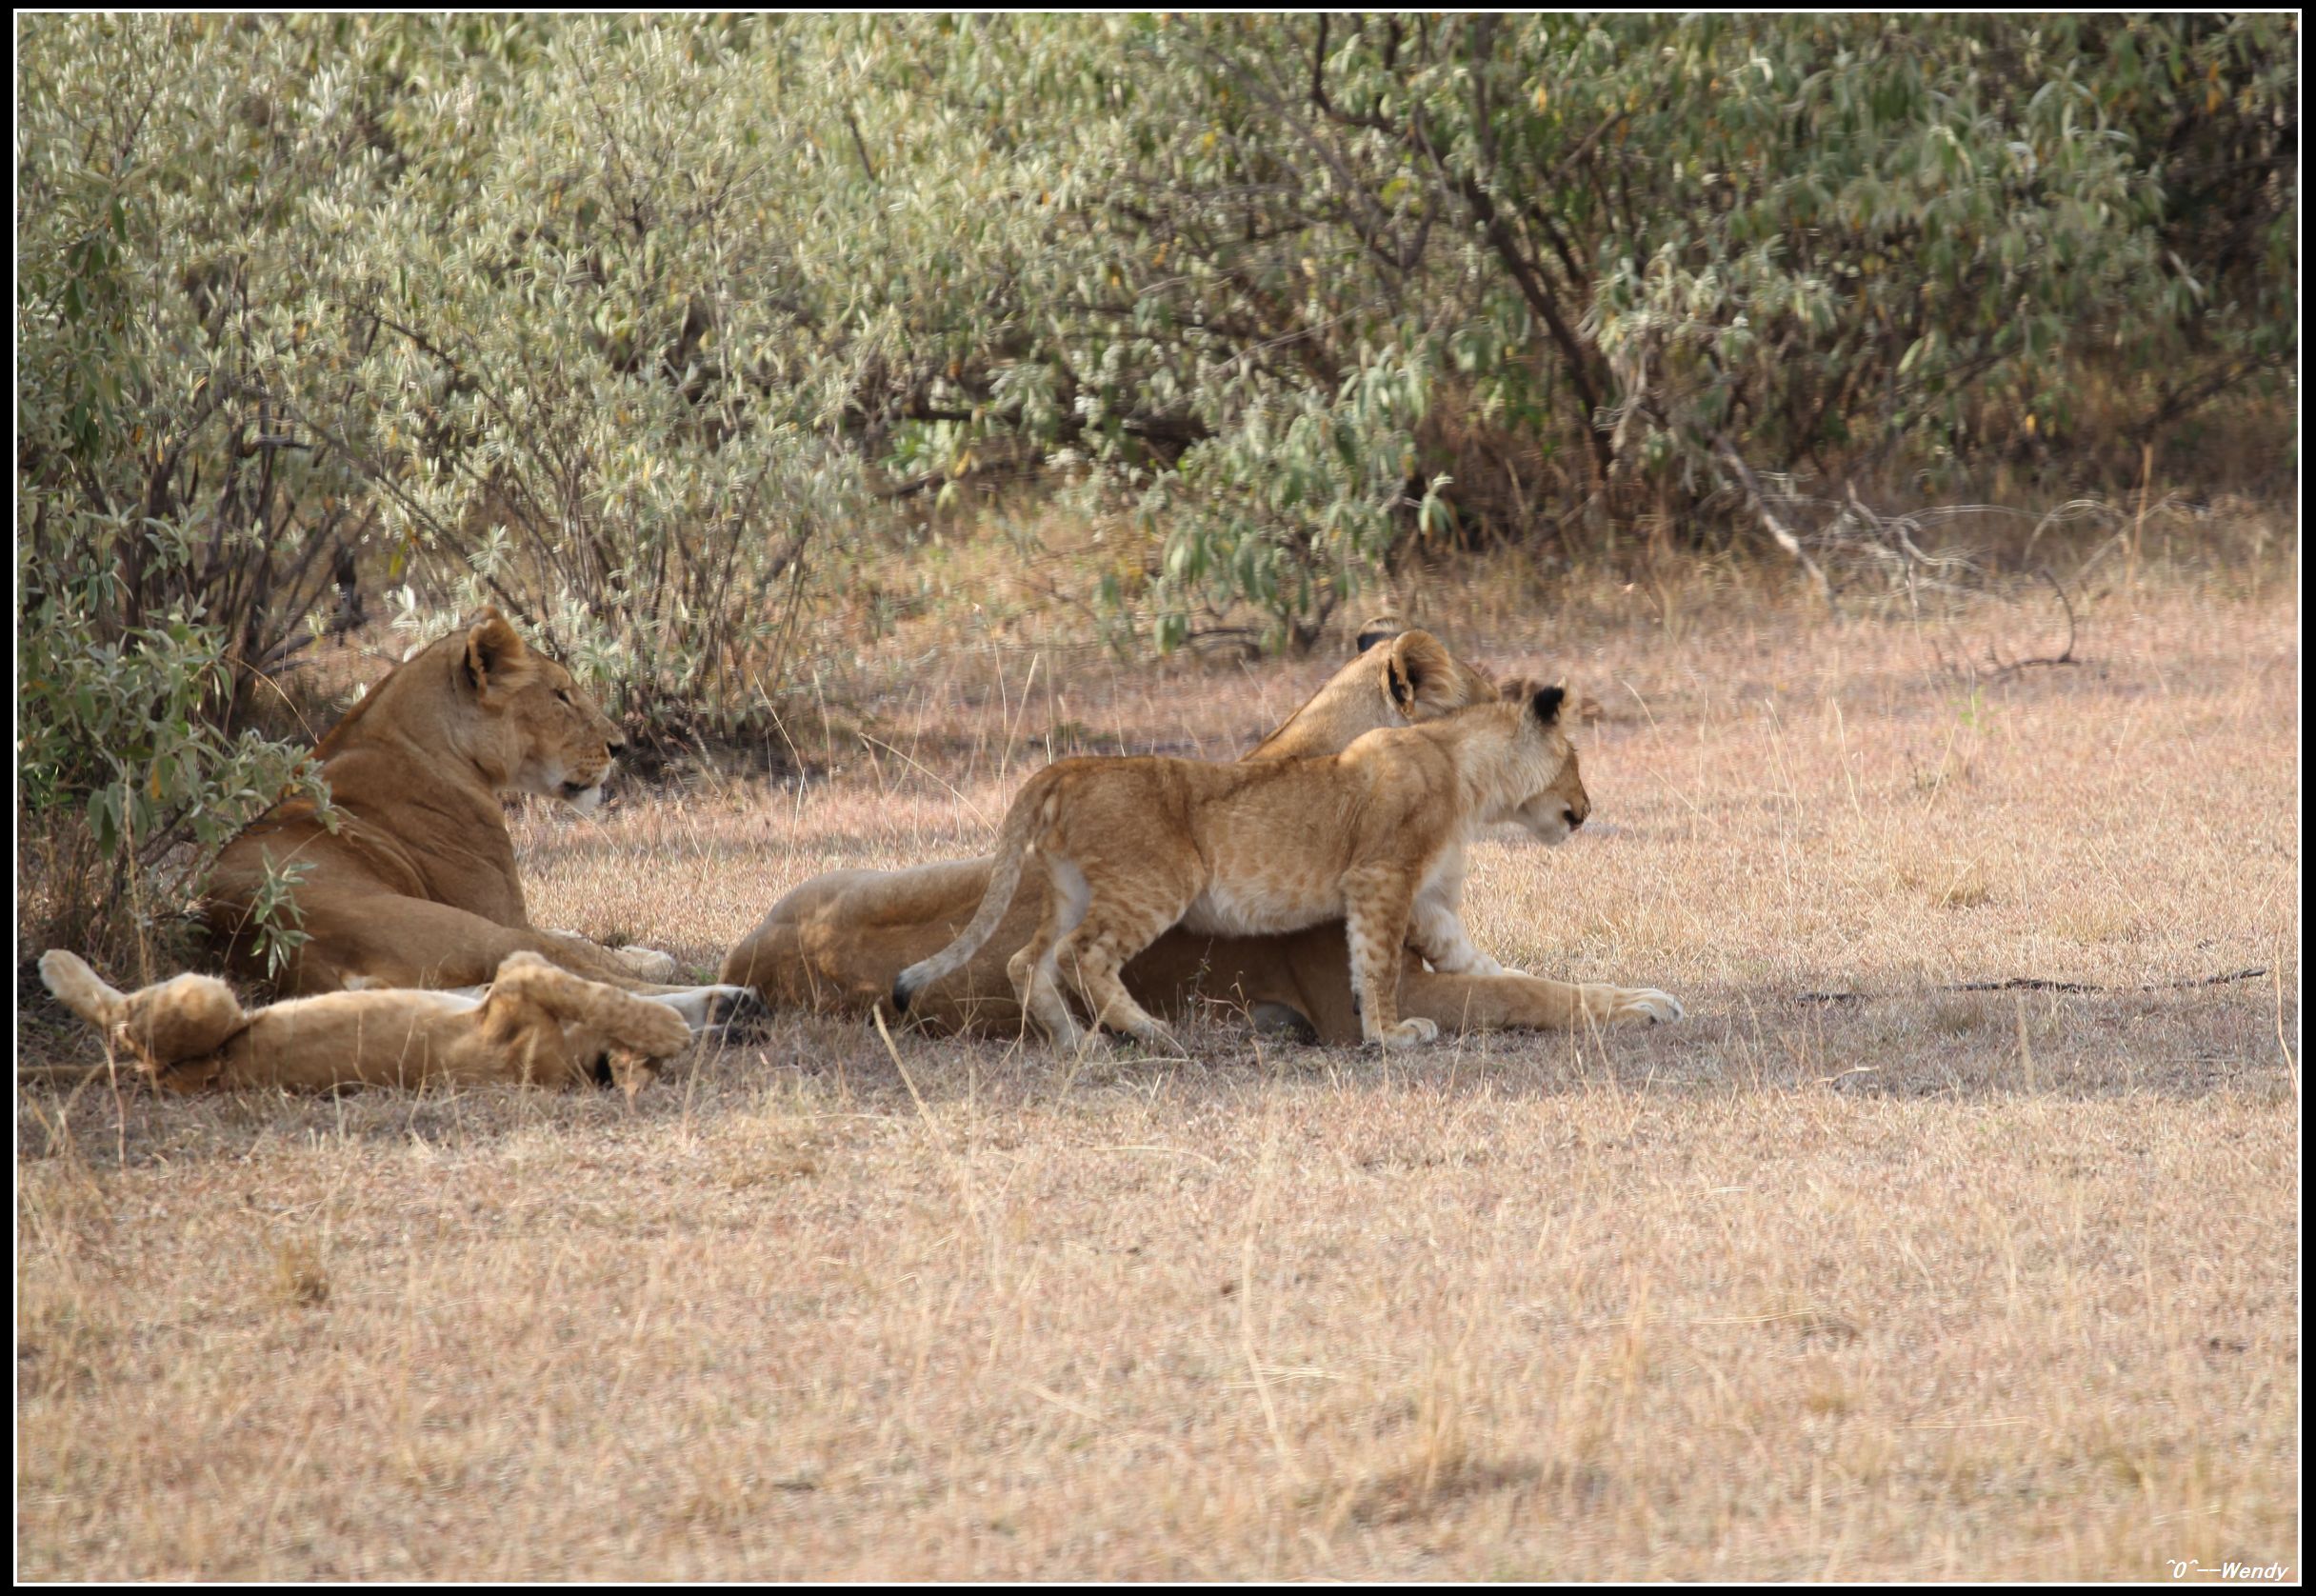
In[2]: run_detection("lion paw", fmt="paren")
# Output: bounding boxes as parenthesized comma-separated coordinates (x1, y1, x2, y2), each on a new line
(1374, 1016, 1440, 1049)
(612, 945, 681, 982)
(699, 984, 772, 1038)
(1616, 988, 1685, 1025)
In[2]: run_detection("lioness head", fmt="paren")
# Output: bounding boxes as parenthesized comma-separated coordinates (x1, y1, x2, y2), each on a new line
(1250, 622, 1499, 762)
(1501, 682, 1589, 846)
(459, 610, 627, 811)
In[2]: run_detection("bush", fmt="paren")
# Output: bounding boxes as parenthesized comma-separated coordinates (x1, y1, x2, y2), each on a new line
(13, 15, 2296, 954)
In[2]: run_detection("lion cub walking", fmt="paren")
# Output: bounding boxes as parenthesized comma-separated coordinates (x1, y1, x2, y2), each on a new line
(894, 688, 1587, 1051)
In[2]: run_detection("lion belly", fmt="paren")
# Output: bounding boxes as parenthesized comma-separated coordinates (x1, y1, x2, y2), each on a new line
(1179, 871, 1341, 938)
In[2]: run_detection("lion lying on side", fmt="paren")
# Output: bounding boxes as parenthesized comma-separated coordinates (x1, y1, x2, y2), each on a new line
(723, 626, 1682, 1043)
(37, 949, 690, 1093)
(896, 688, 1594, 1053)
(205, 608, 760, 1034)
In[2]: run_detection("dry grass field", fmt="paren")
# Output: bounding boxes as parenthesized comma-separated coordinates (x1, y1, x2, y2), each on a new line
(16, 561, 2300, 1580)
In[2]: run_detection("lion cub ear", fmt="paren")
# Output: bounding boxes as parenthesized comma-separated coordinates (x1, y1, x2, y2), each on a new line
(464, 609, 533, 699)
(1528, 685, 1567, 728)
(1354, 613, 1405, 655)
(1384, 629, 1454, 713)
(1504, 674, 1602, 724)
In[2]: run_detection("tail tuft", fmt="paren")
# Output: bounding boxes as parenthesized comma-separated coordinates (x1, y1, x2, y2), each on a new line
(890, 970, 918, 1014)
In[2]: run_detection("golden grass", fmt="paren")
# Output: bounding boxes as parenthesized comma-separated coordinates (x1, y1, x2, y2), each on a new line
(16, 572, 2300, 1580)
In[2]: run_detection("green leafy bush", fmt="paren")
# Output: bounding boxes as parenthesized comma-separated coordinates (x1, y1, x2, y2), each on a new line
(14, 16, 2298, 955)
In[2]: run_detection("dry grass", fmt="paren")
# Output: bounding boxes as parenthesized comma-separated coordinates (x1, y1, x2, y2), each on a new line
(16, 569, 2300, 1580)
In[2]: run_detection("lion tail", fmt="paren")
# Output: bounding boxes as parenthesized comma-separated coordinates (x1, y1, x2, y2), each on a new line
(39, 949, 247, 1072)
(892, 769, 1056, 1015)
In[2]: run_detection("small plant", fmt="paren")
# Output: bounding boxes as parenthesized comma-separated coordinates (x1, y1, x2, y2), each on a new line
(245, 857, 317, 982)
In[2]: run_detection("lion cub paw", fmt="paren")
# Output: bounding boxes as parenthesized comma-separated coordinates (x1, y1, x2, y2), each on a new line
(1615, 988, 1686, 1025)
(611, 945, 681, 982)
(1373, 1016, 1440, 1050)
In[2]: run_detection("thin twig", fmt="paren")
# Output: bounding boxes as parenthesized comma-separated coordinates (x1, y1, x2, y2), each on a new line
(1797, 968, 2272, 1006)
(1714, 434, 1831, 605)
(1986, 569, 2079, 680)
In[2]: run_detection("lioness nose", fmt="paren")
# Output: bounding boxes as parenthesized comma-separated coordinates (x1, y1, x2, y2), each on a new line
(1567, 803, 1586, 830)
(607, 729, 627, 756)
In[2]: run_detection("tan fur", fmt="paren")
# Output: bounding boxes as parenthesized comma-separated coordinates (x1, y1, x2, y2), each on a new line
(897, 690, 1599, 1052)
(204, 608, 759, 1031)
(722, 627, 1682, 1042)
(37, 949, 690, 1093)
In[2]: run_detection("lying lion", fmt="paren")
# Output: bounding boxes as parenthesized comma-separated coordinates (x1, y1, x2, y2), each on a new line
(37, 949, 690, 1093)
(205, 608, 760, 1035)
(897, 687, 1597, 1053)
(726, 624, 1681, 1042)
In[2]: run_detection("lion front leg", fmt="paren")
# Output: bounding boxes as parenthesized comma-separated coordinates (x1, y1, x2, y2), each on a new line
(1396, 968, 1685, 1032)
(1344, 875, 1438, 1050)
(487, 954, 694, 1060)
(545, 929, 679, 983)
(1407, 897, 1520, 978)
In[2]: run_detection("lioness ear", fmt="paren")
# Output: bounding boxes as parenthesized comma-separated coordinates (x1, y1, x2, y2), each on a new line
(1497, 674, 1547, 704)
(1354, 613, 1405, 655)
(464, 609, 531, 698)
(1385, 629, 1453, 713)
(1529, 685, 1567, 728)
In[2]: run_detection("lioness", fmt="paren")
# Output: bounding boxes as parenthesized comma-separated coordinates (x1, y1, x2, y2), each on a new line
(204, 609, 760, 1033)
(38, 948, 690, 1093)
(896, 688, 1591, 1052)
(722, 626, 1681, 1042)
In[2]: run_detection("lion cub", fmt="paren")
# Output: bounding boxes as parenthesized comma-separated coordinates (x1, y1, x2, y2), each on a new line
(894, 687, 1587, 1051)
(37, 949, 692, 1093)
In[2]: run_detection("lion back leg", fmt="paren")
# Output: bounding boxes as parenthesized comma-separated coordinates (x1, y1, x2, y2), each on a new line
(1005, 867, 1091, 1049)
(39, 950, 247, 1077)
(1049, 876, 1193, 1049)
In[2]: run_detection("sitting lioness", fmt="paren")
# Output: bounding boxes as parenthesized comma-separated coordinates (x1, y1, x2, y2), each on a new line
(205, 608, 760, 1033)
(37, 949, 690, 1093)
(896, 687, 1598, 1053)
(723, 625, 1681, 1042)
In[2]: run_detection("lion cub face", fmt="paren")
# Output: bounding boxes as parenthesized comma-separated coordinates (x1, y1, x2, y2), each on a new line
(462, 611, 628, 811)
(1507, 746, 1587, 844)
(1491, 678, 1588, 845)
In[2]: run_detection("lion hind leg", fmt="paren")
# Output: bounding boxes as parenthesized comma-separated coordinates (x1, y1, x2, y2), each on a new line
(1054, 894, 1188, 1052)
(487, 953, 693, 1059)
(1005, 862, 1089, 1049)
(1007, 945, 1087, 1052)
(38, 950, 125, 1031)
(40, 950, 247, 1074)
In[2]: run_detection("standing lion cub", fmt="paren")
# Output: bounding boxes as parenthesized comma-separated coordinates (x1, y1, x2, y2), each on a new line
(894, 687, 1588, 1052)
